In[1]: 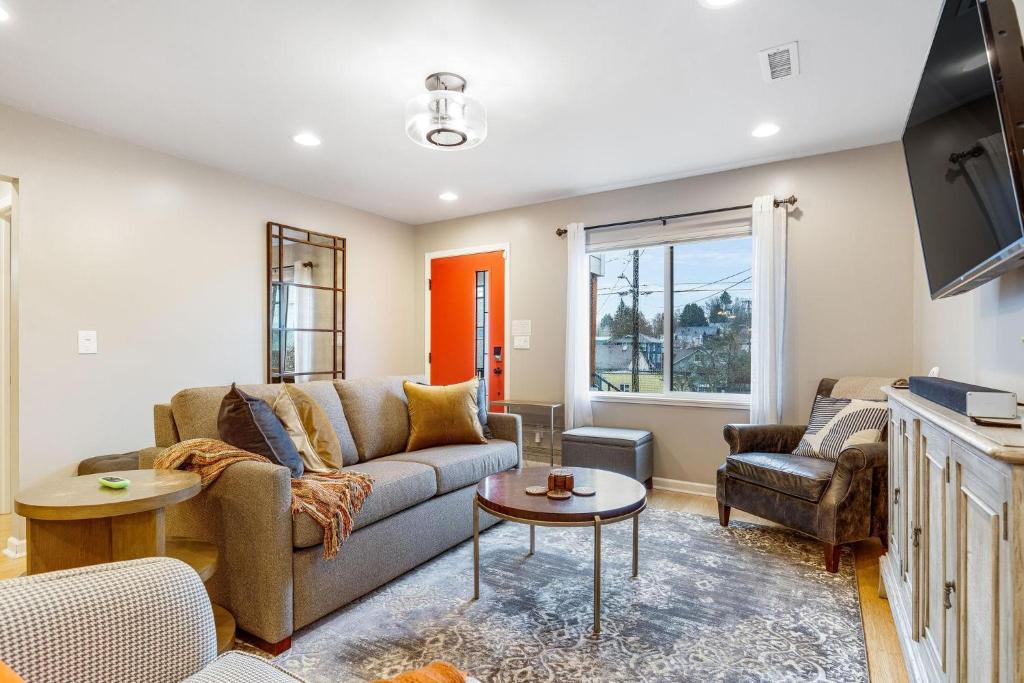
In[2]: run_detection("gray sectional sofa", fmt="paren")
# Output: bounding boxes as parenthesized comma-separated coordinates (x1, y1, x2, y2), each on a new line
(139, 376, 522, 651)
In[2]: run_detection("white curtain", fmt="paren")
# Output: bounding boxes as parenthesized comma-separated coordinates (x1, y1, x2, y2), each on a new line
(749, 195, 787, 424)
(564, 223, 594, 430)
(293, 261, 315, 374)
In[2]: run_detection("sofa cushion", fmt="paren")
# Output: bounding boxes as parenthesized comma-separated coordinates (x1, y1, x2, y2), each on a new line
(290, 380, 358, 466)
(218, 384, 304, 478)
(384, 440, 518, 495)
(334, 377, 415, 461)
(171, 384, 282, 441)
(292, 459, 437, 549)
(725, 452, 835, 502)
(404, 379, 486, 452)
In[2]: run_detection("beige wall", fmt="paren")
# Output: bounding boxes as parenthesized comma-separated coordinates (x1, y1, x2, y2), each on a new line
(415, 143, 918, 485)
(0, 104, 419, 488)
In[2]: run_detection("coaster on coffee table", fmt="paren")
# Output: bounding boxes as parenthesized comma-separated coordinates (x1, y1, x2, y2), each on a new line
(572, 486, 596, 496)
(525, 485, 547, 496)
(546, 489, 571, 500)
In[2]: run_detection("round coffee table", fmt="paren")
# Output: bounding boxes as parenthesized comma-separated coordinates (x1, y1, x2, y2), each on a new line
(473, 467, 647, 635)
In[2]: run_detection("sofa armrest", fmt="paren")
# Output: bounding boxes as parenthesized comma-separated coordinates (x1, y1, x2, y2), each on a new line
(723, 423, 807, 455)
(139, 446, 164, 469)
(0, 558, 216, 681)
(834, 441, 888, 475)
(487, 412, 523, 467)
(164, 460, 295, 645)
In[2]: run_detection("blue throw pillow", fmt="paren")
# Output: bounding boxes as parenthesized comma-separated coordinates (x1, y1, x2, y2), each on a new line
(217, 383, 304, 478)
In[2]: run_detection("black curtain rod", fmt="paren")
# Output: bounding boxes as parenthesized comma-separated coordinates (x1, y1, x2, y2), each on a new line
(554, 195, 798, 237)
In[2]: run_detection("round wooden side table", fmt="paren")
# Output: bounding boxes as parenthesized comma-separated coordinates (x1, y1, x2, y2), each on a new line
(14, 469, 200, 575)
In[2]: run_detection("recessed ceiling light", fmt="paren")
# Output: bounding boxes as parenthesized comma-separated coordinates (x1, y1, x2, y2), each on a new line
(751, 122, 780, 138)
(0, 7, 10, 21)
(439, 191, 459, 201)
(698, 0, 739, 8)
(292, 132, 321, 147)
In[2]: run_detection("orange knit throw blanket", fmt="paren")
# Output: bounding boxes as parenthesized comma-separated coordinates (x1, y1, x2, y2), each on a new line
(154, 438, 373, 559)
(371, 661, 466, 683)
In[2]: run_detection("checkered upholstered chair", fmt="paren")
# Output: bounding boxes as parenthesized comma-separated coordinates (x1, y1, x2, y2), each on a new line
(0, 557, 304, 682)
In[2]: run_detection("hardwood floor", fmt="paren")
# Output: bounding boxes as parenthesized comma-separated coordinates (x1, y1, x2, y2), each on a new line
(0, 490, 906, 681)
(0, 513, 25, 579)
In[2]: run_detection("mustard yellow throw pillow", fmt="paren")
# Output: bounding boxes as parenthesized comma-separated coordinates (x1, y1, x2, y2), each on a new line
(404, 379, 487, 452)
(272, 384, 344, 473)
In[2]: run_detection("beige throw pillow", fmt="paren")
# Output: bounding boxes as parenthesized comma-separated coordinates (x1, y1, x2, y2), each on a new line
(404, 379, 487, 452)
(272, 385, 343, 473)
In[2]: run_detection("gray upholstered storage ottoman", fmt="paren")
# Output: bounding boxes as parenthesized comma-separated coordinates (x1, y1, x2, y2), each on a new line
(561, 427, 653, 489)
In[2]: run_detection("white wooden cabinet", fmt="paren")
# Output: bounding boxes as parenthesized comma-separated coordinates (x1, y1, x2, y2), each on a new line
(882, 388, 1024, 682)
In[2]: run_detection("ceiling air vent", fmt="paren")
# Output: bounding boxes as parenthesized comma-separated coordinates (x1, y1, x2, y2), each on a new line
(758, 42, 800, 83)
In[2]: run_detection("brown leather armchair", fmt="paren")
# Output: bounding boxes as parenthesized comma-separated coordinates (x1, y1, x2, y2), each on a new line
(716, 378, 888, 572)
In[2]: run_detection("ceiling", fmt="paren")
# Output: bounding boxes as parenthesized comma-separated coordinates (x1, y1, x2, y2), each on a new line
(0, 1, 942, 225)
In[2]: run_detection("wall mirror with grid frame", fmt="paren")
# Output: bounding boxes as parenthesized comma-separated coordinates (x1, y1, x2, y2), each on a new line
(266, 222, 346, 383)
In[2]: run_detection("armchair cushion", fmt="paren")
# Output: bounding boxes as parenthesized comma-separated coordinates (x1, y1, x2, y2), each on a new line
(725, 452, 836, 502)
(723, 423, 807, 455)
(793, 398, 888, 461)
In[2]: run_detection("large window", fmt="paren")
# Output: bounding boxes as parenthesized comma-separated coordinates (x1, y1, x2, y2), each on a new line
(589, 230, 752, 403)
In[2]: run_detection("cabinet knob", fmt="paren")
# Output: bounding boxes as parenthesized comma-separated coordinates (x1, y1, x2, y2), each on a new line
(912, 526, 921, 548)
(943, 581, 956, 610)
(894, 488, 900, 505)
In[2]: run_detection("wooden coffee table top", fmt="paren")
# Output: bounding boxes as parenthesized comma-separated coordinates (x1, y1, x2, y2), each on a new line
(15, 469, 201, 521)
(477, 467, 646, 523)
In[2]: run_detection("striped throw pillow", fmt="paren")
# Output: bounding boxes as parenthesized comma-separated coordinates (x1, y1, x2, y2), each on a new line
(793, 397, 887, 461)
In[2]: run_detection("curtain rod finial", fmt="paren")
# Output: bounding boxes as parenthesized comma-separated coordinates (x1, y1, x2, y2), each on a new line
(774, 195, 798, 208)
(555, 228, 568, 237)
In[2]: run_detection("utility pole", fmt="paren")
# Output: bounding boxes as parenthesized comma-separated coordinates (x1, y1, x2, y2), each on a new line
(631, 249, 640, 391)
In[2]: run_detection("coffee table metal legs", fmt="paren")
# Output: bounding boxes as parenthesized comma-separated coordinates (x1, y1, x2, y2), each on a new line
(633, 513, 639, 578)
(473, 497, 644, 636)
(473, 496, 480, 601)
(593, 515, 602, 635)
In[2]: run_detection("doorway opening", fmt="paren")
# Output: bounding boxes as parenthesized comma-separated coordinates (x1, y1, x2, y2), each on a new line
(425, 245, 510, 406)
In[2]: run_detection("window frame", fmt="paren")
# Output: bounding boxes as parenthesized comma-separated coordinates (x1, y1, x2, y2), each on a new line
(586, 222, 752, 409)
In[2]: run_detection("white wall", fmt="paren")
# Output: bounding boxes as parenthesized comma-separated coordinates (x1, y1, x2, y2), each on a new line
(913, 230, 1024, 393)
(415, 142, 919, 485)
(0, 104, 419, 488)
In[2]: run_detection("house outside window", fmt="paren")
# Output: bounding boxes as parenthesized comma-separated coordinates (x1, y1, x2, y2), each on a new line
(588, 227, 752, 406)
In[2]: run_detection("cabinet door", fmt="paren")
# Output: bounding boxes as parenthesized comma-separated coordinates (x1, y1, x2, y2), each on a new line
(888, 408, 904, 574)
(919, 422, 952, 678)
(903, 413, 921, 639)
(952, 442, 1010, 683)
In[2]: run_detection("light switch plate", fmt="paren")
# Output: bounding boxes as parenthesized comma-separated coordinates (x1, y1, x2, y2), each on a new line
(513, 335, 530, 350)
(78, 330, 98, 354)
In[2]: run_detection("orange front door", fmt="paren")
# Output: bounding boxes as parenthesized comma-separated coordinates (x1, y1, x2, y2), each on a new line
(429, 251, 505, 403)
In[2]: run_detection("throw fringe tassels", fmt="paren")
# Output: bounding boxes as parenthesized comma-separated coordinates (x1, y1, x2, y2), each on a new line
(155, 438, 374, 559)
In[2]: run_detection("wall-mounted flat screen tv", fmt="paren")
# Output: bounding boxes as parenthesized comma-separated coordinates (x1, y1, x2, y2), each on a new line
(903, 0, 1024, 298)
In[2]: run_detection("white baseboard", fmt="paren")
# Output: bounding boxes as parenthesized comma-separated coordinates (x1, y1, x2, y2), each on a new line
(4, 535, 25, 559)
(652, 477, 716, 497)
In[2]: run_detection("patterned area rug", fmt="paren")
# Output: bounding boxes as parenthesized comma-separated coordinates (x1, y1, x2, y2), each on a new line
(274, 509, 867, 682)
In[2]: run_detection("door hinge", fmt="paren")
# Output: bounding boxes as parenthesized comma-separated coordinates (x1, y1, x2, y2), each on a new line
(428, 352, 432, 364)
(912, 526, 922, 548)
(428, 278, 432, 290)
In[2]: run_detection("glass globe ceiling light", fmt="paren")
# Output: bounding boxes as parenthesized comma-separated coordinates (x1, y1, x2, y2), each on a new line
(405, 72, 487, 150)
